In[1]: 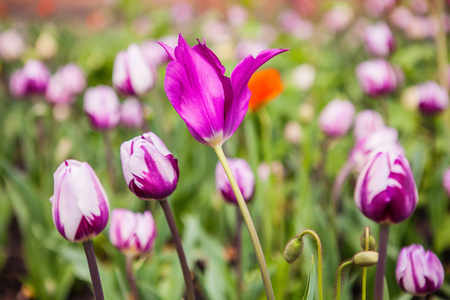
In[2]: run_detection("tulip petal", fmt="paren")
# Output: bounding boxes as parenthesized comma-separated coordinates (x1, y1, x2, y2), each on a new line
(158, 42, 176, 61)
(128, 44, 155, 95)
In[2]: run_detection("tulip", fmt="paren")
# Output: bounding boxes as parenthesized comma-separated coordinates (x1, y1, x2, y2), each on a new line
(442, 167, 450, 196)
(248, 68, 284, 112)
(318, 99, 355, 138)
(113, 43, 156, 97)
(120, 97, 144, 129)
(390, 6, 413, 30)
(353, 110, 385, 141)
(396, 244, 444, 296)
(56, 63, 86, 95)
(364, 0, 396, 17)
(364, 22, 395, 57)
(109, 209, 157, 256)
(120, 132, 179, 200)
(0, 28, 26, 62)
(9, 59, 51, 98)
(140, 36, 177, 67)
(83, 85, 121, 130)
(417, 81, 449, 115)
(356, 59, 397, 97)
(354, 150, 418, 224)
(291, 64, 316, 91)
(45, 75, 75, 105)
(216, 158, 255, 204)
(322, 4, 354, 32)
(49, 160, 110, 243)
(159, 33, 287, 148)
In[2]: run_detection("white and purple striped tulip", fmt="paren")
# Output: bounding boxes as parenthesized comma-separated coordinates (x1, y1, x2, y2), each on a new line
(396, 244, 444, 296)
(215, 158, 255, 205)
(50, 160, 110, 242)
(353, 109, 385, 141)
(364, 22, 396, 57)
(45, 75, 75, 105)
(113, 43, 156, 97)
(417, 81, 449, 115)
(109, 209, 157, 257)
(356, 59, 398, 97)
(83, 85, 121, 130)
(318, 99, 355, 138)
(121, 132, 179, 200)
(354, 150, 418, 224)
(120, 97, 144, 129)
(56, 63, 86, 95)
(9, 59, 51, 97)
(159, 34, 287, 148)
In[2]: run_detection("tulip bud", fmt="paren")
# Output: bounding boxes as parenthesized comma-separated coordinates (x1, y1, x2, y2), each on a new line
(291, 64, 316, 91)
(0, 28, 26, 62)
(417, 81, 449, 115)
(9, 59, 51, 98)
(364, 22, 395, 57)
(49, 160, 110, 242)
(215, 158, 255, 205)
(284, 237, 303, 263)
(352, 251, 378, 267)
(354, 150, 418, 224)
(442, 167, 450, 197)
(113, 43, 156, 97)
(83, 85, 121, 130)
(109, 209, 157, 257)
(120, 132, 179, 200)
(396, 244, 444, 296)
(318, 99, 355, 138)
(56, 63, 86, 95)
(45, 75, 75, 105)
(120, 97, 144, 129)
(353, 110, 385, 141)
(356, 59, 397, 97)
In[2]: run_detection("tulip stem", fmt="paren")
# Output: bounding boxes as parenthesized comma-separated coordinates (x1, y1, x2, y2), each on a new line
(235, 207, 243, 300)
(379, 98, 390, 126)
(374, 224, 390, 300)
(361, 226, 370, 300)
(214, 145, 275, 300)
(159, 199, 195, 300)
(336, 260, 352, 300)
(298, 230, 324, 300)
(82, 240, 104, 300)
(125, 256, 140, 300)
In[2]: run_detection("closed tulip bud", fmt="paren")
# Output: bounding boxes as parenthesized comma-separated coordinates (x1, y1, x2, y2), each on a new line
(83, 85, 121, 130)
(417, 81, 449, 115)
(56, 63, 86, 95)
(113, 43, 156, 97)
(318, 99, 355, 138)
(0, 28, 26, 62)
(364, 22, 396, 57)
(49, 160, 110, 242)
(284, 237, 303, 263)
(45, 75, 75, 105)
(352, 251, 378, 267)
(356, 59, 397, 97)
(109, 209, 157, 257)
(354, 150, 418, 224)
(120, 97, 144, 129)
(353, 110, 385, 141)
(291, 64, 316, 91)
(396, 244, 444, 296)
(215, 158, 255, 205)
(121, 132, 179, 200)
(9, 59, 51, 98)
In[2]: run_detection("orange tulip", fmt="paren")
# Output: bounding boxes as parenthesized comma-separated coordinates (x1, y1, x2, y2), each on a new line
(248, 68, 284, 112)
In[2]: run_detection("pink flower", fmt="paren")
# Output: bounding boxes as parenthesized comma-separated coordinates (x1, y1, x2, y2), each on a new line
(318, 99, 355, 138)
(356, 59, 397, 97)
(83, 85, 121, 130)
(364, 22, 396, 57)
(120, 97, 144, 129)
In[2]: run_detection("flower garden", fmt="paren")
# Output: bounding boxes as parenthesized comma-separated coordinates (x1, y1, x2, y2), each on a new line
(0, 0, 450, 299)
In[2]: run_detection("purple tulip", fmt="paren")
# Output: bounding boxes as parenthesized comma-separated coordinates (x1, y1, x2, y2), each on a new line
(396, 244, 444, 296)
(113, 44, 156, 97)
(120, 132, 179, 200)
(354, 150, 418, 224)
(159, 34, 287, 148)
(83, 85, 121, 130)
(215, 158, 255, 205)
(57, 63, 86, 95)
(9, 59, 51, 98)
(120, 97, 144, 129)
(417, 81, 449, 115)
(353, 109, 385, 141)
(356, 59, 398, 97)
(318, 99, 355, 138)
(109, 209, 157, 256)
(49, 160, 110, 242)
(364, 22, 396, 57)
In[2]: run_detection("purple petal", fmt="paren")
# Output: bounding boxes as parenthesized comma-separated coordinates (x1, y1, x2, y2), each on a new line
(158, 42, 176, 61)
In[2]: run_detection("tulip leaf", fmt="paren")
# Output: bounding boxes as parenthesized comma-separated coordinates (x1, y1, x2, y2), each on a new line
(302, 255, 316, 300)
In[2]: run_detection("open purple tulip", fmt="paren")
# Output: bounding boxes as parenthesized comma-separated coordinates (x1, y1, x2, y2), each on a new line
(50, 160, 110, 242)
(396, 244, 444, 296)
(120, 132, 179, 200)
(160, 34, 288, 148)
(354, 150, 418, 224)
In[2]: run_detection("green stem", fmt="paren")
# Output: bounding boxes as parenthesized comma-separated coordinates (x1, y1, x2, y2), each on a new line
(380, 97, 390, 126)
(361, 227, 370, 300)
(336, 260, 352, 300)
(82, 240, 104, 300)
(214, 145, 274, 300)
(298, 230, 323, 300)
(430, 0, 448, 91)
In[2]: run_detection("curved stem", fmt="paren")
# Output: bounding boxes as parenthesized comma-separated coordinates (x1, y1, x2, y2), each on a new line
(361, 227, 370, 300)
(374, 225, 390, 300)
(125, 256, 140, 300)
(159, 199, 195, 300)
(214, 146, 274, 300)
(298, 230, 323, 300)
(336, 260, 352, 300)
(82, 240, 104, 300)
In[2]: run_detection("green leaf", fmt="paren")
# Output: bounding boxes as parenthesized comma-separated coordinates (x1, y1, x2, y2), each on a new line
(302, 255, 316, 300)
